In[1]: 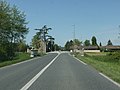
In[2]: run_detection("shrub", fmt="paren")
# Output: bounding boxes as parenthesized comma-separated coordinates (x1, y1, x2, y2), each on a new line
(107, 52, 120, 62)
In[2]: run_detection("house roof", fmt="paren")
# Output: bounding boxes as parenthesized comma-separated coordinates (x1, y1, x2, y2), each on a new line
(100, 45, 120, 50)
(83, 46, 99, 50)
(70, 45, 120, 50)
(70, 45, 99, 50)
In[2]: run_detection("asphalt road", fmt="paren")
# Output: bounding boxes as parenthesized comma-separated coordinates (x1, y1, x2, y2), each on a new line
(0, 53, 58, 90)
(0, 52, 120, 90)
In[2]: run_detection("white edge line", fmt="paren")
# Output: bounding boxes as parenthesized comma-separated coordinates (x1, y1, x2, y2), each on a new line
(20, 53, 60, 90)
(99, 73, 120, 88)
(69, 53, 120, 87)
(74, 57, 87, 65)
(68, 53, 87, 65)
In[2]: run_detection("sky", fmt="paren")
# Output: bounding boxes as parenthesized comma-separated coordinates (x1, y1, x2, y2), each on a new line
(6, 0, 120, 46)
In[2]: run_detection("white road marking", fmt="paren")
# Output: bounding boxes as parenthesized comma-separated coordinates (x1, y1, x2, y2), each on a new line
(74, 57, 87, 65)
(69, 53, 120, 88)
(20, 53, 60, 90)
(99, 73, 120, 88)
(68, 53, 87, 65)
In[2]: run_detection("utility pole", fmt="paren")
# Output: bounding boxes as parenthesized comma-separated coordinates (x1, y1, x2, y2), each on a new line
(72, 24, 76, 40)
(72, 24, 76, 52)
(118, 25, 120, 39)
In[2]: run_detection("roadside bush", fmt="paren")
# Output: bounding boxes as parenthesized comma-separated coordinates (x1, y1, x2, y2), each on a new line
(107, 52, 120, 62)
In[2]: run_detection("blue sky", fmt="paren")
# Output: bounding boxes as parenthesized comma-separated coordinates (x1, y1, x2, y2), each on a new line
(7, 0, 120, 46)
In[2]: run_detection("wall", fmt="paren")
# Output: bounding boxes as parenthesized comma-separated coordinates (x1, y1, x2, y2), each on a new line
(84, 50, 100, 53)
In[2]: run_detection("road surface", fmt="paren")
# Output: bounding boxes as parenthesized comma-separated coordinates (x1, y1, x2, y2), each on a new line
(0, 52, 119, 90)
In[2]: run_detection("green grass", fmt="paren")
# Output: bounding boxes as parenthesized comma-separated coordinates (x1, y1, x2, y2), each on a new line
(75, 52, 120, 84)
(85, 52, 107, 56)
(0, 52, 32, 68)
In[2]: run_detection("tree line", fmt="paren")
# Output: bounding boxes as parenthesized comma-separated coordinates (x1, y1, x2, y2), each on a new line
(0, 1, 28, 61)
(64, 36, 113, 51)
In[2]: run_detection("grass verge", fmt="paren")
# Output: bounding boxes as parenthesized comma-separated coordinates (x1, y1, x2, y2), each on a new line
(74, 52, 120, 84)
(0, 52, 46, 68)
(0, 52, 32, 68)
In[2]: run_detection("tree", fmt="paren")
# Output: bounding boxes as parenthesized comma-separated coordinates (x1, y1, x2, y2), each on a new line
(10, 5, 29, 43)
(34, 25, 54, 52)
(17, 40, 27, 52)
(107, 40, 113, 46)
(46, 35, 55, 52)
(99, 42, 102, 46)
(69, 40, 73, 47)
(64, 40, 75, 51)
(73, 39, 81, 46)
(32, 32, 41, 49)
(0, 0, 11, 59)
(0, 0, 29, 60)
(64, 39, 81, 51)
(35, 25, 52, 42)
(91, 36, 97, 46)
(65, 41, 70, 51)
(84, 40, 90, 46)
(54, 44, 62, 51)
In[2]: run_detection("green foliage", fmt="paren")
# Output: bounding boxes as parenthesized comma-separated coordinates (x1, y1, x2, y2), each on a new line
(84, 52, 120, 63)
(32, 32, 41, 49)
(65, 41, 70, 51)
(33, 25, 54, 52)
(54, 45, 63, 51)
(17, 41, 27, 52)
(107, 52, 120, 62)
(64, 39, 82, 51)
(37, 52, 46, 56)
(99, 42, 102, 46)
(107, 39, 113, 46)
(69, 40, 73, 46)
(73, 39, 82, 46)
(84, 40, 90, 46)
(64, 40, 74, 51)
(0, 52, 31, 67)
(91, 36, 98, 46)
(54, 44, 61, 51)
(0, 0, 29, 60)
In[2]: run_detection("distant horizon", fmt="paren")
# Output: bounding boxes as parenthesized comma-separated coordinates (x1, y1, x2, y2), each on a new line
(7, 0, 120, 46)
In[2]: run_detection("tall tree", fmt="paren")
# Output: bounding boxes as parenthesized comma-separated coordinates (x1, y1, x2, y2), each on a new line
(54, 44, 61, 51)
(35, 25, 52, 42)
(91, 36, 97, 46)
(32, 32, 41, 49)
(0, 0, 29, 60)
(0, 1, 11, 60)
(99, 42, 102, 46)
(69, 40, 73, 47)
(73, 39, 81, 46)
(17, 40, 27, 52)
(34, 25, 54, 52)
(64, 40, 76, 51)
(84, 40, 90, 46)
(107, 40, 113, 46)
(47, 36, 55, 51)
(65, 41, 70, 51)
